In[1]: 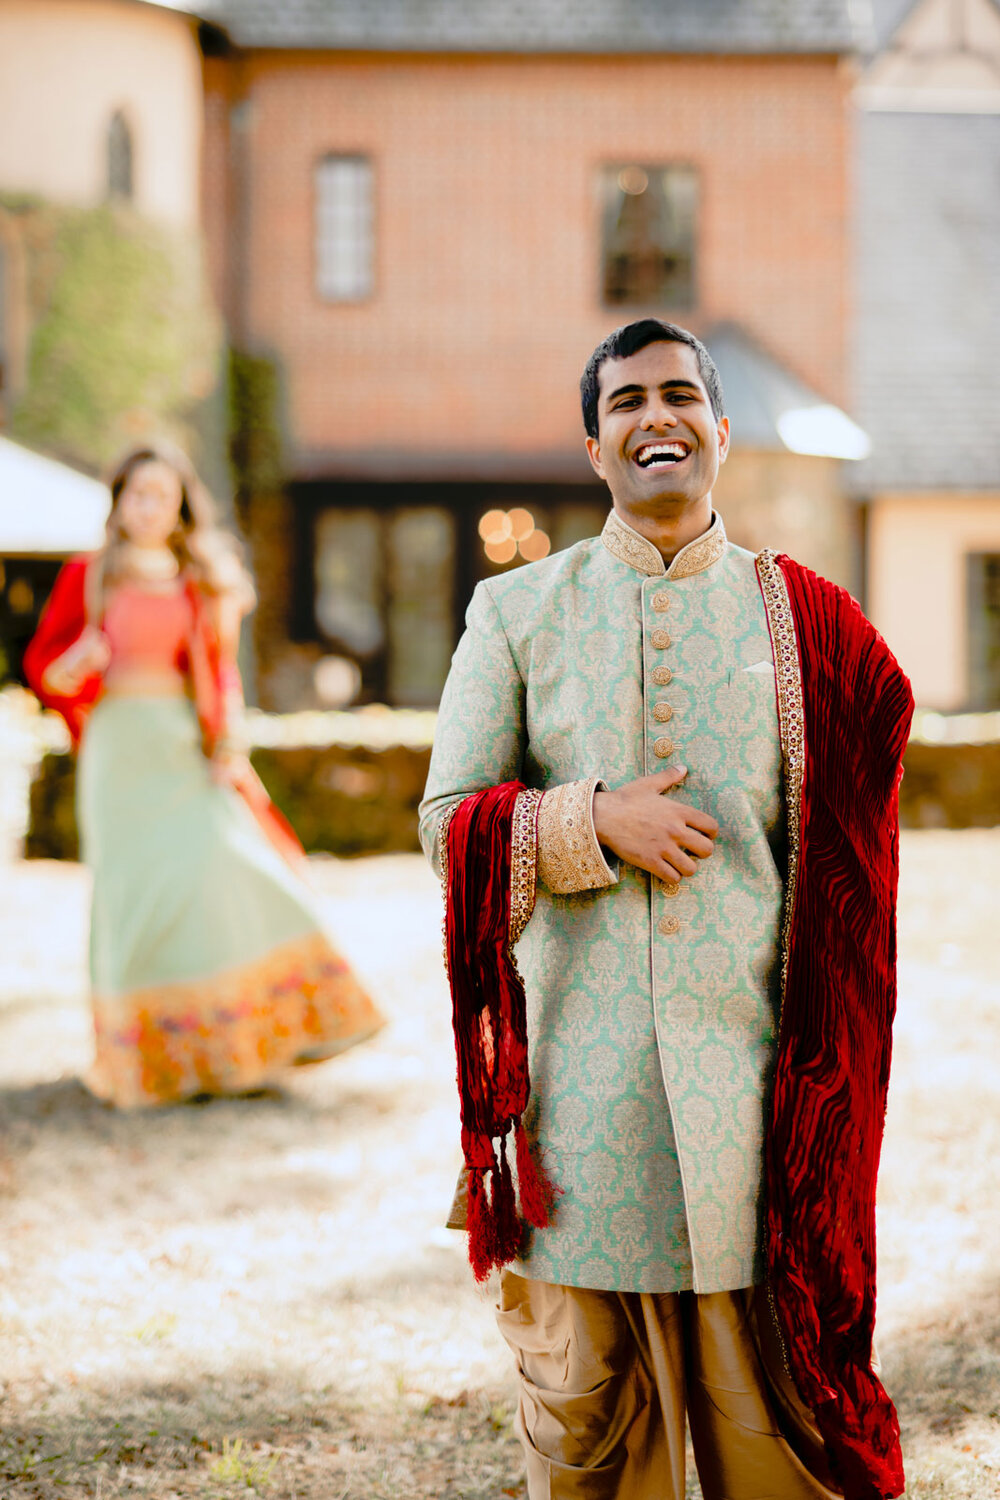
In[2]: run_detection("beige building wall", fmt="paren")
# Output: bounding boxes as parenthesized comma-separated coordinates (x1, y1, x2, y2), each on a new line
(857, 0, 1000, 111)
(869, 493, 1000, 708)
(0, 0, 203, 228)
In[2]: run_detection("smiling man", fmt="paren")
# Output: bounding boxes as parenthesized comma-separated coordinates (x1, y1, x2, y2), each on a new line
(420, 320, 913, 1500)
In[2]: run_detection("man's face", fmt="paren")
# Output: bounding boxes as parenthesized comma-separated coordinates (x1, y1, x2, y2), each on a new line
(585, 341, 729, 517)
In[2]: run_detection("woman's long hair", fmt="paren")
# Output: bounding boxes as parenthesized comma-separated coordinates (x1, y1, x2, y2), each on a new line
(90, 442, 255, 620)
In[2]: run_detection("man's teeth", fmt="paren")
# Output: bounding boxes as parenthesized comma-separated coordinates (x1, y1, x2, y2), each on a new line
(636, 444, 688, 467)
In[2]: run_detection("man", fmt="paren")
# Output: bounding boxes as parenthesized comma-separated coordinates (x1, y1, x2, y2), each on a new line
(419, 320, 912, 1500)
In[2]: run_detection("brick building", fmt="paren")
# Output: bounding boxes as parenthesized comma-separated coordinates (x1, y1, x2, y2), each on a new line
(196, 0, 870, 708)
(7, 0, 997, 713)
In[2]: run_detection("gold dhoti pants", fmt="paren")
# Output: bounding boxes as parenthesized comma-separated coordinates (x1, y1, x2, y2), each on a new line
(496, 1271, 843, 1500)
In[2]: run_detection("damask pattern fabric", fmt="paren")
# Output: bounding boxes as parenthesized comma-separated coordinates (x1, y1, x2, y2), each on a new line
(420, 514, 786, 1293)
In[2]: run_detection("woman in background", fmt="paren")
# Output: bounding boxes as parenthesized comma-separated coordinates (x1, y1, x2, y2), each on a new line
(24, 442, 384, 1108)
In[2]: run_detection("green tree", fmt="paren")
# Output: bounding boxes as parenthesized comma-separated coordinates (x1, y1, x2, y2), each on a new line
(11, 203, 221, 475)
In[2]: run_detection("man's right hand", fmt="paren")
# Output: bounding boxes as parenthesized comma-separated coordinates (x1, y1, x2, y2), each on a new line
(592, 768, 718, 884)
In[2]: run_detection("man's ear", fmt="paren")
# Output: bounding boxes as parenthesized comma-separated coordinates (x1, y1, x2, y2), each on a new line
(585, 435, 605, 480)
(716, 415, 731, 465)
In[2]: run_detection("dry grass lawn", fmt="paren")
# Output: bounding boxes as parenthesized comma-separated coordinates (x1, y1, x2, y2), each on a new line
(0, 832, 997, 1498)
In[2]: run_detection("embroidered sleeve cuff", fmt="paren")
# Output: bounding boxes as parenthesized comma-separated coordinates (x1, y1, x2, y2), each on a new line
(536, 777, 618, 894)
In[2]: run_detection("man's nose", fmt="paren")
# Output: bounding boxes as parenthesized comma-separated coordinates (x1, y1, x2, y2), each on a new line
(640, 401, 678, 430)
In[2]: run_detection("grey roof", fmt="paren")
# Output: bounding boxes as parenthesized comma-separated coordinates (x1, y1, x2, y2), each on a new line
(707, 324, 869, 457)
(853, 109, 1000, 492)
(867, 0, 916, 49)
(195, 0, 865, 54)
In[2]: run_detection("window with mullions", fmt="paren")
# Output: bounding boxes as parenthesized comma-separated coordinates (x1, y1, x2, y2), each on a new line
(600, 163, 697, 309)
(306, 489, 608, 707)
(315, 154, 374, 302)
(314, 506, 455, 705)
(967, 553, 1000, 708)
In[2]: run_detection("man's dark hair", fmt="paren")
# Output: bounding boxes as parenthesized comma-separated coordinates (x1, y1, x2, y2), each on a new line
(580, 320, 725, 439)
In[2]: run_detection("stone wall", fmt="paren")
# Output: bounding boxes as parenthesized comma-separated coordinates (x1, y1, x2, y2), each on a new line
(25, 739, 432, 862)
(22, 734, 1000, 863)
(899, 742, 1000, 830)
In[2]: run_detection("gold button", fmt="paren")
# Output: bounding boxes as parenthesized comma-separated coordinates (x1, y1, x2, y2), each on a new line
(651, 629, 672, 650)
(660, 879, 680, 897)
(652, 591, 671, 613)
(658, 915, 680, 936)
(653, 702, 673, 723)
(653, 737, 674, 758)
(652, 666, 673, 686)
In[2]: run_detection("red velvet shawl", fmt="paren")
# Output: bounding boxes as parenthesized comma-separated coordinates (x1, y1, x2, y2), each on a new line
(444, 783, 555, 1282)
(767, 555, 913, 1500)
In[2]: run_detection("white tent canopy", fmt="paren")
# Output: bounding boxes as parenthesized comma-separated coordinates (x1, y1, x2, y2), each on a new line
(0, 437, 109, 554)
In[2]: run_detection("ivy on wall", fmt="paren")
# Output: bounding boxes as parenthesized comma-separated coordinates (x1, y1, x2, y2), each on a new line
(227, 345, 284, 529)
(6, 198, 222, 476)
(0, 198, 294, 703)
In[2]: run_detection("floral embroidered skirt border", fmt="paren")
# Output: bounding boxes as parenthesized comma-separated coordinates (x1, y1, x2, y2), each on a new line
(77, 695, 385, 1108)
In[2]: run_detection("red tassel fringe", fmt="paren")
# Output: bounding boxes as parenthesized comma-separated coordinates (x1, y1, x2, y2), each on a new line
(515, 1120, 555, 1229)
(466, 1170, 494, 1284)
(464, 1127, 557, 1283)
(492, 1137, 521, 1267)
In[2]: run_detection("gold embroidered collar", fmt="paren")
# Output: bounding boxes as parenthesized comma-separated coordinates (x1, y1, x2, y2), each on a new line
(601, 508, 728, 579)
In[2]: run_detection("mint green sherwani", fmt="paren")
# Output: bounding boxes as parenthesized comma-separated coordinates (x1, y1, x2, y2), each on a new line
(419, 512, 787, 1294)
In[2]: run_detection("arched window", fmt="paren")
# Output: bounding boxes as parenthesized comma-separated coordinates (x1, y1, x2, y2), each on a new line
(107, 111, 134, 201)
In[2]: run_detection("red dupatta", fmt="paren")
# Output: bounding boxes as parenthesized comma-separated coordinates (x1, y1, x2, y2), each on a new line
(763, 554, 913, 1500)
(22, 558, 103, 744)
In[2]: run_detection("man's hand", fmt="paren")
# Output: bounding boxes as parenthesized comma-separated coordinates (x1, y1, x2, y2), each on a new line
(592, 768, 718, 884)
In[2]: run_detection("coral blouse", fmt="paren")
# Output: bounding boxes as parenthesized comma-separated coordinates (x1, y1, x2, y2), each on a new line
(25, 555, 304, 865)
(101, 584, 194, 677)
(24, 556, 222, 749)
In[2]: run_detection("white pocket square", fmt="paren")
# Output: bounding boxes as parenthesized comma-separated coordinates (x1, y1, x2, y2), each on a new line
(743, 659, 775, 675)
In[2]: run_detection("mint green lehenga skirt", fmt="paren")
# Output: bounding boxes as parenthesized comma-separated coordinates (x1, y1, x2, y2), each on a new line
(77, 695, 384, 1107)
